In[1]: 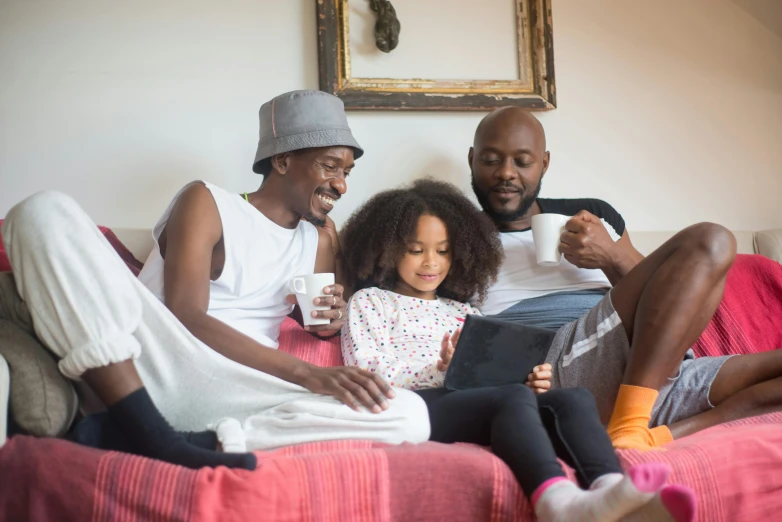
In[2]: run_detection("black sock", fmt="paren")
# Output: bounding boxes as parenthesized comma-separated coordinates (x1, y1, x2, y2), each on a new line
(68, 412, 219, 452)
(183, 429, 218, 450)
(108, 388, 256, 471)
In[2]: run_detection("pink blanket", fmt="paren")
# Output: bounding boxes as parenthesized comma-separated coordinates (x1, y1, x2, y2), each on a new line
(692, 254, 782, 357)
(2, 407, 781, 521)
(1, 241, 781, 521)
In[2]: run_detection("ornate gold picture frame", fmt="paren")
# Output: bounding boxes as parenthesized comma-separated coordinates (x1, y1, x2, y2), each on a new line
(316, 0, 556, 111)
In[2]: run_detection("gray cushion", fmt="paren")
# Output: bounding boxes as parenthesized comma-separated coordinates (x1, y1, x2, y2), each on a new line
(755, 229, 782, 264)
(0, 319, 78, 437)
(0, 272, 78, 436)
(0, 272, 33, 333)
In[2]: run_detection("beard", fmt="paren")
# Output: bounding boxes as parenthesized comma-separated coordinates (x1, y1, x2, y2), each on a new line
(305, 213, 326, 227)
(471, 173, 542, 224)
(305, 188, 338, 227)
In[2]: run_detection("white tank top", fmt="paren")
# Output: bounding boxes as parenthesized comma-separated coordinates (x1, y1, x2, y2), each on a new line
(138, 181, 319, 348)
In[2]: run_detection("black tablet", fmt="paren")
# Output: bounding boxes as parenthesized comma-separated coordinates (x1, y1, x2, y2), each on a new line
(444, 314, 556, 391)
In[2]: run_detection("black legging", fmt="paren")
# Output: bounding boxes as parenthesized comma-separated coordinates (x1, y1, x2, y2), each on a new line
(414, 385, 622, 497)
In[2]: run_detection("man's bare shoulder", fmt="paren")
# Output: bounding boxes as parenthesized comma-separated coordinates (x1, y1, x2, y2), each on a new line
(172, 182, 217, 214)
(160, 183, 222, 252)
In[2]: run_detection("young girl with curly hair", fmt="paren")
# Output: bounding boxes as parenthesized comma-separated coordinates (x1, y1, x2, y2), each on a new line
(340, 179, 695, 522)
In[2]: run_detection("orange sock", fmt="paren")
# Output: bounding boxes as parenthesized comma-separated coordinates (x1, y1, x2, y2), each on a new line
(650, 425, 673, 446)
(606, 385, 659, 451)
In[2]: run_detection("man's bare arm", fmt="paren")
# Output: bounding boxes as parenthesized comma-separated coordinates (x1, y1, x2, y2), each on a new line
(160, 184, 392, 411)
(314, 215, 351, 298)
(560, 211, 645, 286)
(602, 231, 645, 285)
(288, 226, 341, 332)
(292, 225, 349, 337)
(161, 184, 313, 383)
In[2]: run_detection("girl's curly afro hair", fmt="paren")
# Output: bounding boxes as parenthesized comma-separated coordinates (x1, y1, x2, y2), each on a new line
(340, 178, 504, 304)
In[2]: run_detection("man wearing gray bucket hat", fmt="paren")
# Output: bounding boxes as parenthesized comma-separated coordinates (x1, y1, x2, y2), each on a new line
(252, 90, 364, 175)
(248, 90, 362, 228)
(1, 90, 429, 471)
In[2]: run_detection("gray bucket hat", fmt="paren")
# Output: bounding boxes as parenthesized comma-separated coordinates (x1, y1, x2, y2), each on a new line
(252, 90, 364, 175)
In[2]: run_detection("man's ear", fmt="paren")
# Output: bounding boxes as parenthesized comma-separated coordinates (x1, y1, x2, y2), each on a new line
(540, 151, 551, 179)
(468, 147, 474, 168)
(271, 152, 292, 176)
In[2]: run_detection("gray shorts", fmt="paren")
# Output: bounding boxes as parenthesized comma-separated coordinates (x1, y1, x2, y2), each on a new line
(544, 291, 733, 427)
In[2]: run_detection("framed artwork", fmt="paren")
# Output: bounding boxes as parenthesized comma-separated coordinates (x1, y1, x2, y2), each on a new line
(316, 0, 556, 111)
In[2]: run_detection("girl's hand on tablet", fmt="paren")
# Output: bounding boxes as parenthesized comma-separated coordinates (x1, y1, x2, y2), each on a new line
(437, 328, 461, 372)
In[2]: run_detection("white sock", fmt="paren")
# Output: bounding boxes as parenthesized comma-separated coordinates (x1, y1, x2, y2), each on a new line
(209, 417, 247, 453)
(535, 463, 670, 522)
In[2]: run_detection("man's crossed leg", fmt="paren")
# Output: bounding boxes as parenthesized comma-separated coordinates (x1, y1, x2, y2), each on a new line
(552, 223, 782, 450)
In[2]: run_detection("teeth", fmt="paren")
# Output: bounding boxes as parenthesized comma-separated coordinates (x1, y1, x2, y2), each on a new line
(318, 194, 335, 206)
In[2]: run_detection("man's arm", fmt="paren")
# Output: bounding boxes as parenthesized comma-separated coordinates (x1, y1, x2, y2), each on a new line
(288, 225, 347, 337)
(315, 215, 351, 298)
(560, 211, 644, 286)
(601, 231, 644, 285)
(160, 184, 392, 411)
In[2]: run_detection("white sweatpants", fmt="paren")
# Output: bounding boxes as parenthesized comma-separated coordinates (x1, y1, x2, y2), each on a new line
(1, 191, 430, 451)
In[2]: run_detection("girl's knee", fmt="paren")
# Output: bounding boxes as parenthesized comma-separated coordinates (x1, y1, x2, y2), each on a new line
(496, 383, 537, 405)
(547, 387, 598, 410)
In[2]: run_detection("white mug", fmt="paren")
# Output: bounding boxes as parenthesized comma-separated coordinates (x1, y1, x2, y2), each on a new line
(289, 273, 335, 326)
(531, 213, 571, 266)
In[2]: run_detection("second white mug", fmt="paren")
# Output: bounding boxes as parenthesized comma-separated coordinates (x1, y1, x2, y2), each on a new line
(531, 213, 570, 266)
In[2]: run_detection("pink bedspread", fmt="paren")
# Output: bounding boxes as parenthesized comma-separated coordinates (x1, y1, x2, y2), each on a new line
(692, 254, 782, 357)
(3, 413, 781, 522)
(1, 243, 781, 521)
(2, 313, 781, 522)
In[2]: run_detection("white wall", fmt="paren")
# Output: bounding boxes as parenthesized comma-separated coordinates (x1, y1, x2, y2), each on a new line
(1, 0, 781, 232)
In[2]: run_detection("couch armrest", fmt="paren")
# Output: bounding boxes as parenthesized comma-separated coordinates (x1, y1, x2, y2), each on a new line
(754, 229, 782, 263)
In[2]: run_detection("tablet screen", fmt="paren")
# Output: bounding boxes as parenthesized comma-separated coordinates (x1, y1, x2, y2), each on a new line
(444, 315, 555, 391)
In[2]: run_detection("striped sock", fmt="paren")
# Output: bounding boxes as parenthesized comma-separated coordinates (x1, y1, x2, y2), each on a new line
(621, 485, 697, 522)
(533, 463, 670, 522)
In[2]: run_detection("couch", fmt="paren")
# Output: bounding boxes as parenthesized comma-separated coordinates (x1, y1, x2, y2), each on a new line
(1, 225, 781, 522)
(108, 226, 782, 265)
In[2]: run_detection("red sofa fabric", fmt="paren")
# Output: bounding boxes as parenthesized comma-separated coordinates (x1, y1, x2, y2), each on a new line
(2, 412, 781, 521)
(692, 254, 782, 357)
(0, 219, 10, 272)
(1, 232, 781, 521)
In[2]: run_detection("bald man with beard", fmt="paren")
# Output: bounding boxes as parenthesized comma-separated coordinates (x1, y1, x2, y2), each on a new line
(468, 107, 782, 451)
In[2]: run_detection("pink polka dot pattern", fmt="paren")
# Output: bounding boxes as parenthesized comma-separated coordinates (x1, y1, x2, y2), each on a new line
(340, 287, 480, 390)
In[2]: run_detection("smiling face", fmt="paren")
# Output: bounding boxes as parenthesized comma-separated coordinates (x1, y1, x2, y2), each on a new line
(394, 214, 452, 300)
(469, 107, 550, 228)
(276, 146, 355, 226)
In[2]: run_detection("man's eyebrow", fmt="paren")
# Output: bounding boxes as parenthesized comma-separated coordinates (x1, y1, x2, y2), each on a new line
(479, 147, 536, 155)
